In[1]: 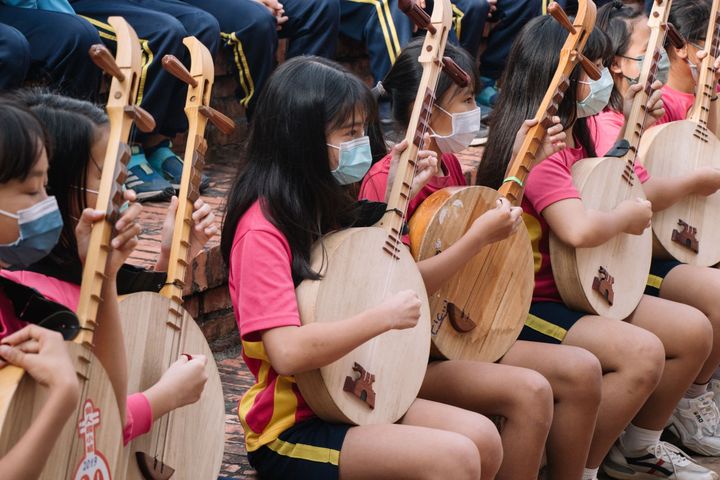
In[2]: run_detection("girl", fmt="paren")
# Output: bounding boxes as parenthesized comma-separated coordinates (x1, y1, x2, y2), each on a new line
(479, 14, 718, 480)
(360, 38, 603, 480)
(596, 1, 720, 457)
(221, 56, 504, 480)
(0, 98, 79, 479)
(6, 91, 214, 444)
(665, 0, 720, 133)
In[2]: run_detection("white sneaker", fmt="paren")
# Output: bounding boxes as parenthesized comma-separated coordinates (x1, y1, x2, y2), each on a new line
(708, 380, 720, 412)
(602, 438, 718, 479)
(668, 392, 720, 456)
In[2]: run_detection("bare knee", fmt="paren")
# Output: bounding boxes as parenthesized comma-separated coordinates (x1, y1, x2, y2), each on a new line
(557, 347, 603, 407)
(436, 433, 483, 480)
(461, 414, 502, 480)
(509, 370, 554, 431)
(677, 307, 713, 359)
(622, 330, 665, 392)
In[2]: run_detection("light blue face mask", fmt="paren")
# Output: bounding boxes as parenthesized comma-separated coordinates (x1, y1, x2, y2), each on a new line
(577, 67, 614, 118)
(621, 47, 670, 85)
(0, 196, 63, 267)
(327, 136, 372, 185)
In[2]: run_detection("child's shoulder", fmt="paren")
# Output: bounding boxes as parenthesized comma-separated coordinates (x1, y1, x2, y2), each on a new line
(232, 200, 291, 257)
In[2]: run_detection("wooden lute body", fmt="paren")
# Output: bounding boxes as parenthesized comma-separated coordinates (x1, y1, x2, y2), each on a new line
(639, 1, 720, 266)
(408, 0, 598, 361)
(0, 17, 149, 479)
(550, 2, 678, 318)
(294, 0, 460, 425)
(118, 37, 231, 480)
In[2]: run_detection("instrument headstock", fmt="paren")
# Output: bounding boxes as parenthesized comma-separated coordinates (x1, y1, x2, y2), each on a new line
(76, 17, 154, 347)
(159, 37, 234, 303)
(497, 0, 597, 205)
(689, 0, 720, 126)
(622, 0, 677, 172)
(379, 0, 462, 244)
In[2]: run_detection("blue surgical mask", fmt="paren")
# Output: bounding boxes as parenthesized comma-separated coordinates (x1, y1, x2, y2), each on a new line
(0, 196, 63, 267)
(577, 67, 614, 118)
(327, 136, 372, 185)
(621, 47, 670, 85)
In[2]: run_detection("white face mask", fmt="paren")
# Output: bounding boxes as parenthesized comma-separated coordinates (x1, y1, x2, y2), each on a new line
(430, 105, 481, 153)
(577, 67, 613, 118)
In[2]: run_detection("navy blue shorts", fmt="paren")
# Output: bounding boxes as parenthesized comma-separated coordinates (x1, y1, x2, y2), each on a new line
(644, 259, 682, 297)
(517, 301, 586, 344)
(247, 418, 351, 480)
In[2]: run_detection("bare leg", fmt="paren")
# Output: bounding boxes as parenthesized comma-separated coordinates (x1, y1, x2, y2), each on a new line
(501, 340, 602, 480)
(339, 398, 496, 480)
(563, 316, 665, 466)
(419, 360, 551, 480)
(626, 295, 712, 429)
(659, 264, 720, 384)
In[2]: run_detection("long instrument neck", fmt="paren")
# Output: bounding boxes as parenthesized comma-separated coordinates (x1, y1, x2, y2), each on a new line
(377, 6, 451, 249)
(497, 0, 595, 206)
(75, 89, 136, 350)
(689, 0, 720, 127)
(620, 0, 670, 183)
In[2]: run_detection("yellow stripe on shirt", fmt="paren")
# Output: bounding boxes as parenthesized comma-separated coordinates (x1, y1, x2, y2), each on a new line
(451, 4, 464, 42)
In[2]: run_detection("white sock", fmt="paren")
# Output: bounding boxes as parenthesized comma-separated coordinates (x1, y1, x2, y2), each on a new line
(621, 423, 662, 453)
(685, 382, 709, 399)
(582, 467, 599, 480)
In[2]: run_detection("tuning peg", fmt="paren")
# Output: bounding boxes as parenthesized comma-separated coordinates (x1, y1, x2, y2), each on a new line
(548, 2, 576, 34)
(124, 105, 156, 133)
(89, 44, 125, 81)
(199, 106, 236, 135)
(666, 23, 686, 49)
(398, 0, 436, 34)
(162, 55, 198, 87)
(441, 57, 470, 87)
(576, 52, 601, 80)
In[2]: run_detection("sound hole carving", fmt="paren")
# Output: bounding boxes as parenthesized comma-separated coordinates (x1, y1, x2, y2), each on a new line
(592, 266, 615, 306)
(447, 302, 477, 333)
(135, 452, 175, 480)
(672, 219, 699, 253)
(343, 362, 376, 409)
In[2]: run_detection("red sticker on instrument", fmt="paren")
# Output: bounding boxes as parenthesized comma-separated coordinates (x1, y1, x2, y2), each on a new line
(73, 399, 113, 480)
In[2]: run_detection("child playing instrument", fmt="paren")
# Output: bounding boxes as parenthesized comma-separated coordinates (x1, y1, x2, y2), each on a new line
(597, 0, 720, 457)
(0, 98, 80, 479)
(221, 56, 504, 480)
(665, 0, 720, 130)
(480, 14, 718, 480)
(4, 91, 214, 442)
(360, 37, 605, 480)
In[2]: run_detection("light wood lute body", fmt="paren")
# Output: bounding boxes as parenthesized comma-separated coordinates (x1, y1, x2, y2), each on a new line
(0, 17, 149, 479)
(294, 0, 458, 425)
(118, 37, 231, 480)
(550, 1, 677, 318)
(639, 2, 720, 266)
(408, 0, 597, 361)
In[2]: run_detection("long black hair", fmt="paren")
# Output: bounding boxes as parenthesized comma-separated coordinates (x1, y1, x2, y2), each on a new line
(220, 56, 376, 283)
(15, 90, 108, 266)
(0, 97, 50, 184)
(478, 15, 611, 189)
(668, 0, 711, 45)
(380, 38, 480, 131)
(597, 1, 644, 111)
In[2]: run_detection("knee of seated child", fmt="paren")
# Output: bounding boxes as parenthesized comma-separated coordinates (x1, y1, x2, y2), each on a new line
(442, 432, 484, 480)
(623, 328, 666, 389)
(675, 304, 713, 357)
(510, 369, 554, 425)
(556, 346, 602, 405)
